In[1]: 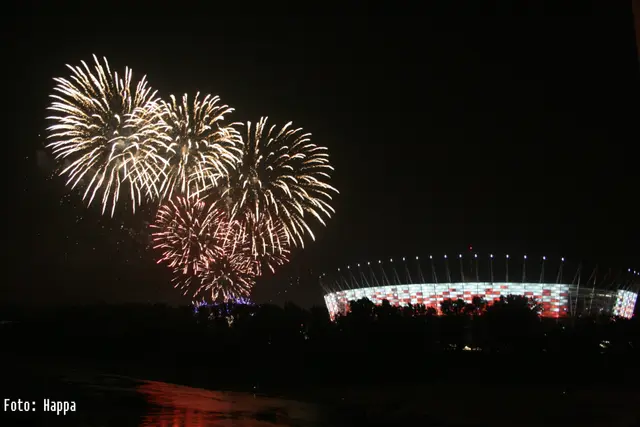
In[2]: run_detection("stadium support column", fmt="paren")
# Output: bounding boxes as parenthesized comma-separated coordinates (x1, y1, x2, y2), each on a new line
(379, 260, 391, 287)
(587, 266, 598, 315)
(474, 254, 479, 295)
(367, 262, 380, 287)
(459, 254, 465, 282)
(539, 256, 546, 283)
(429, 255, 438, 283)
(522, 255, 527, 282)
(474, 254, 479, 282)
(337, 268, 349, 291)
(444, 255, 452, 283)
(571, 263, 582, 317)
(490, 254, 494, 283)
(429, 255, 438, 310)
(391, 258, 402, 286)
(556, 258, 565, 284)
(416, 256, 426, 283)
(403, 257, 413, 284)
(506, 254, 510, 282)
(358, 263, 371, 287)
(347, 265, 357, 288)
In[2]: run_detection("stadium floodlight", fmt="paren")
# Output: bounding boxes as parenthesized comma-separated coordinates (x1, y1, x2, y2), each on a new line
(416, 256, 419, 260)
(506, 254, 509, 258)
(490, 254, 494, 258)
(561, 257, 565, 262)
(543, 256, 546, 261)
(429, 255, 432, 259)
(444, 255, 448, 259)
(459, 254, 462, 258)
(524, 255, 527, 259)
(474, 254, 478, 258)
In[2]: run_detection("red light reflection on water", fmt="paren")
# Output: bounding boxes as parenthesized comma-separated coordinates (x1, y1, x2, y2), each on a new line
(137, 381, 318, 427)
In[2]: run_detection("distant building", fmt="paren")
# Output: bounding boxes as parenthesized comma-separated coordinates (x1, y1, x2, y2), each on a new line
(321, 253, 639, 320)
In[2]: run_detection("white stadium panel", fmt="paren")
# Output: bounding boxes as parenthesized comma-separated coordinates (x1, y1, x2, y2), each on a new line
(613, 290, 638, 318)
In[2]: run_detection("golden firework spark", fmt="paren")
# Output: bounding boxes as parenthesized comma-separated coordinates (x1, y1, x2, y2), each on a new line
(236, 215, 291, 274)
(220, 117, 338, 248)
(46, 55, 165, 216)
(154, 93, 242, 202)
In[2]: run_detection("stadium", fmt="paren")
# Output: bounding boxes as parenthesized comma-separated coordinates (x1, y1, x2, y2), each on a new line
(321, 252, 639, 321)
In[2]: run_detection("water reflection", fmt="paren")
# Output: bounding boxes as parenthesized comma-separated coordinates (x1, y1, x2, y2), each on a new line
(138, 381, 323, 427)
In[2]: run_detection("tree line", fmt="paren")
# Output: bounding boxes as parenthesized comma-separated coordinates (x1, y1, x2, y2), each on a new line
(2, 295, 637, 356)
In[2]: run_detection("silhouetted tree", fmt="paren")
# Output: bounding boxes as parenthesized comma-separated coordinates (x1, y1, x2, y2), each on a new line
(482, 295, 543, 352)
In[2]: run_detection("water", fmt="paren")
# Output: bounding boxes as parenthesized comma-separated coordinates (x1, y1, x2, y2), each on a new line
(138, 381, 325, 426)
(3, 372, 334, 426)
(3, 367, 640, 426)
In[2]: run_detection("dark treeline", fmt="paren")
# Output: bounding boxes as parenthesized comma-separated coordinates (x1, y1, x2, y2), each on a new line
(2, 296, 639, 391)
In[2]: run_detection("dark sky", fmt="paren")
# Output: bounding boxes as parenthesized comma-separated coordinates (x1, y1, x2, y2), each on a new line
(4, 3, 639, 307)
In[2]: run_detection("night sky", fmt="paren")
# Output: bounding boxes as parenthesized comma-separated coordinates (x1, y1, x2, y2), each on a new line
(5, 4, 639, 308)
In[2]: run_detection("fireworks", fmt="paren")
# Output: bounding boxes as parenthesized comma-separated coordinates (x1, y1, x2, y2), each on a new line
(154, 93, 242, 201)
(46, 55, 164, 216)
(152, 196, 260, 302)
(238, 216, 291, 274)
(151, 196, 223, 275)
(221, 117, 338, 248)
(46, 56, 339, 303)
(196, 243, 258, 302)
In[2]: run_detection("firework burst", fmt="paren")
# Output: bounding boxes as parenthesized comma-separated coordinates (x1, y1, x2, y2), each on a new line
(46, 55, 164, 216)
(195, 241, 258, 302)
(151, 196, 226, 275)
(219, 117, 338, 248)
(152, 196, 259, 302)
(168, 224, 259, 303)
(154, 93, 241, 201)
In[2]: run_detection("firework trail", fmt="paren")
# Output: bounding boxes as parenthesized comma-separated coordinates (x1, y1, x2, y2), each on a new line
(219, 117, 338, 249)
(46, 55, 164, 216)
(154, 93, 242, 202)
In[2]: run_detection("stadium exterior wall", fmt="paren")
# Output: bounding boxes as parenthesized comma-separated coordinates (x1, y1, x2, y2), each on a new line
(323, 282, 638, 321)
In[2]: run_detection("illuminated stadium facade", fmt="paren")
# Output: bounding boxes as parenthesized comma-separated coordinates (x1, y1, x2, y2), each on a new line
(321, 253, 639, 321)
